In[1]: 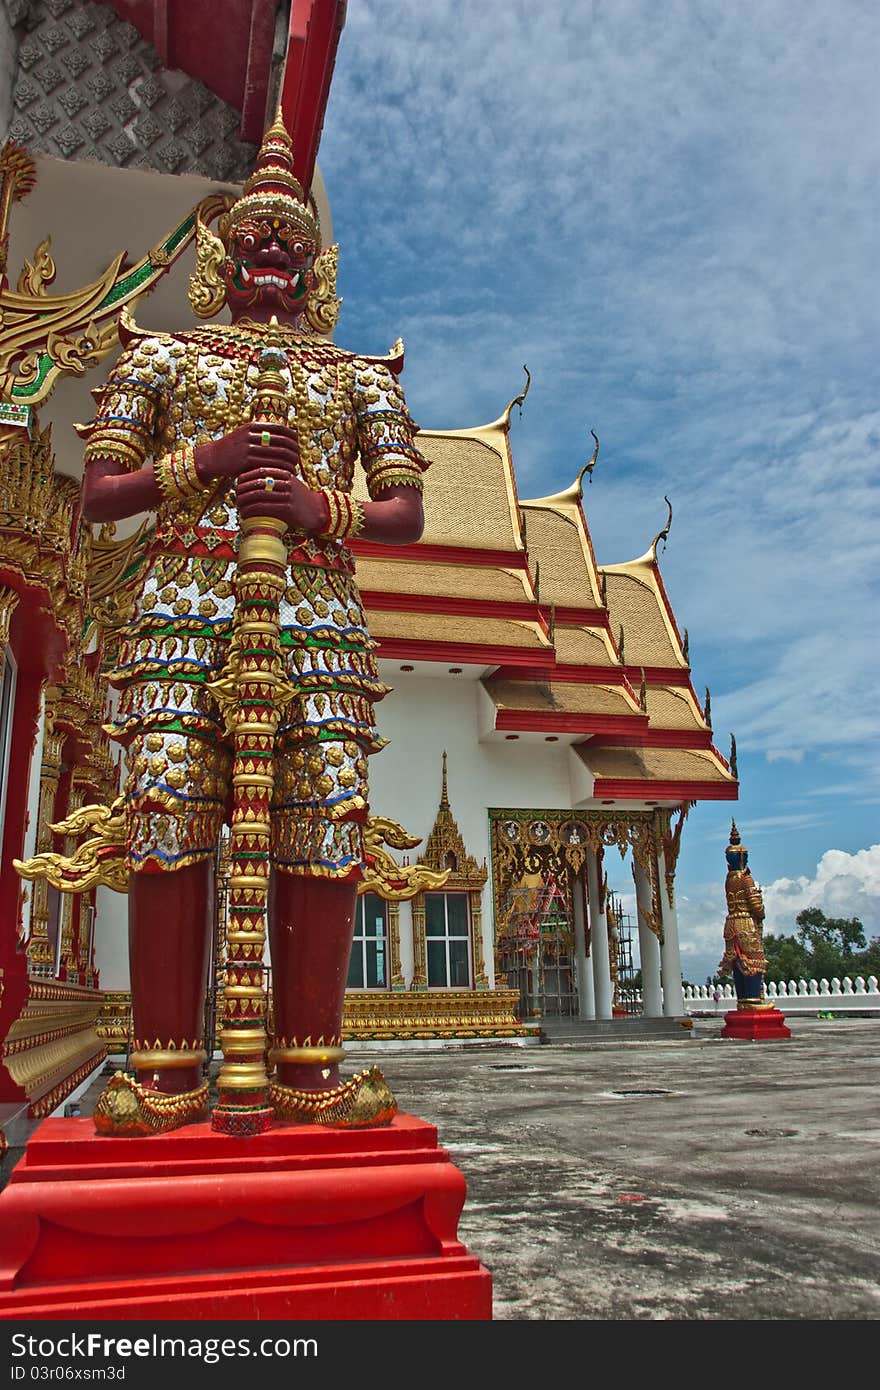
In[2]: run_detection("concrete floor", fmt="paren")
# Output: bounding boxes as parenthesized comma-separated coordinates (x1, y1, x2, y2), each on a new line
(2, 1014, 878, 1321)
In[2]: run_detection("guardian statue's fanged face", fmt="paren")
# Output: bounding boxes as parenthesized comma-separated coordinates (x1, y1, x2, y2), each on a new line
(219, 109, 320, 321)
(224, 216, 317, 316)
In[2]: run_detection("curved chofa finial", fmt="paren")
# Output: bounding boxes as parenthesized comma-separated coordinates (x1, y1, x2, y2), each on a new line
(650, 495, 673, 559)
(499, 364, 531, 427)
(583, 429, 600, 485)
(730, 732, 738, 777)
(518, 429, 600, 508)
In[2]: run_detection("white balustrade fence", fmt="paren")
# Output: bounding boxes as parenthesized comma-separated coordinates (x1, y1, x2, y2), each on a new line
(680, 976, 880, 1015)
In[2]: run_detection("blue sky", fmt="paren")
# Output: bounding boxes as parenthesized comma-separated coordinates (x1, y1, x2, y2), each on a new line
(315, 1, 880, 983)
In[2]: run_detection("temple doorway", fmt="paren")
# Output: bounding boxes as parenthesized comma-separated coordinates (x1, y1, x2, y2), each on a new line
(496, 872, 578, 1018)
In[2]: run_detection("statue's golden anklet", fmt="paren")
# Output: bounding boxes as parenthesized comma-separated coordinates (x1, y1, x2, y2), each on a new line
(268, 1066, 397, 1128)
(94, 1072, 209, 1137)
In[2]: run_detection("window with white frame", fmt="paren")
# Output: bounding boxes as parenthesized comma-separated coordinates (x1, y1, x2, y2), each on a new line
(347, 891, 388, 989)
(425, 891, 471, 988)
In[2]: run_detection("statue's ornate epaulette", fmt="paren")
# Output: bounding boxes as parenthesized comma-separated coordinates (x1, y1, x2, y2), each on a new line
(342, 338, 405, 377)
(73, 306, 177, 440)
(117, 303, 186, 352)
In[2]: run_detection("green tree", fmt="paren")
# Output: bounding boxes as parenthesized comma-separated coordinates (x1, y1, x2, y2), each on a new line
(795, 907, 866, 957)
(763, 933, 810, 983)
(852, 937, 880, 979)
(763, 908, 873, 983)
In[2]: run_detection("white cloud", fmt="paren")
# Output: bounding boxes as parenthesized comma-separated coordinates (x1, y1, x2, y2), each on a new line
(766, 750, 805, 764)
(762, 845, 880, 935)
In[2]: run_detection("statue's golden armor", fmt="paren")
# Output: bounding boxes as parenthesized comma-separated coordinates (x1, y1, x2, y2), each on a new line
(719, 868, 766, 978)
(84, 322, 426, 879)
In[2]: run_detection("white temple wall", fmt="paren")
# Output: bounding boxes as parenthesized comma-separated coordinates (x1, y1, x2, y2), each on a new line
(93, 885, 129, 991)
(371, 672, 574, 989)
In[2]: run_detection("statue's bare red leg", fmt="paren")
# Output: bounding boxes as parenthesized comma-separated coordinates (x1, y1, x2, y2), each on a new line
(268, 872, 357, 1090)
(128, 861, 213, 1094)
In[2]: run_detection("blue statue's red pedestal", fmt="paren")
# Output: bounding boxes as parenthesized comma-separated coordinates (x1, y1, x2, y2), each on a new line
(721, 1006, 791, 1040)
(0, 1114, 492, 1320)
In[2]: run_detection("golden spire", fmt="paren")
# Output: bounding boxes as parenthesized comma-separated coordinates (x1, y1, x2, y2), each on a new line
(440, 750, 450, 810)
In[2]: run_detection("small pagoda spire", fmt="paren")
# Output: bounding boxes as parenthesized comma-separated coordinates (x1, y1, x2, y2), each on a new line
(440, 750, 450, 810)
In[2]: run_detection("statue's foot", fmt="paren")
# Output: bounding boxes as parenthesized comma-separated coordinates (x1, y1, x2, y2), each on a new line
(269, 1066, 397, 1128)
(93, 1071, 209, 1137)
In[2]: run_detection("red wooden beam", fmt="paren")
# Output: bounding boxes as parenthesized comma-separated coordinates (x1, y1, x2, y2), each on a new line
(280, 0, 348, 193)
(99, 1, 281, 141)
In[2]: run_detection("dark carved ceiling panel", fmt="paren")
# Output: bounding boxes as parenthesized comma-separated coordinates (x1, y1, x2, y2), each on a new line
(6, 0, 266, 182)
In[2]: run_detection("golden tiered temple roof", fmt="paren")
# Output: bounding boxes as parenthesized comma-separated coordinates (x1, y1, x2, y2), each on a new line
(352, 404, 551, 666)
(351, 393, 735, 802)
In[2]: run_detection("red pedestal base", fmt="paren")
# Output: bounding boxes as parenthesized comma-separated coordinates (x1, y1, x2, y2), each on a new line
(0, 1114, 492, 1320)
(721, 1007, 791, 1040)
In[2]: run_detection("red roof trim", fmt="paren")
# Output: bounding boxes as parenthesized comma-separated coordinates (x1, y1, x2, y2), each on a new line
(553, 605, 612, 629)
(375, 638, 552, 667)
(621, 665, 691, 685)
(494, 710, 648, 736)
(490, 662, 629, 686)
(592, 778, 738, 802)
(362, 590, 548, 631)
(352, 540, 530, 569)
(587, 729, 716, 750)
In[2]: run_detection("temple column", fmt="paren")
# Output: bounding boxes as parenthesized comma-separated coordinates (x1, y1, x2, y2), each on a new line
(657, 845, 685, 1016)
(410, 894, 427, 990)
(633, 858, 663, 1017)
(78, 888, 98, 987)
(0, 586, 18, 656)
(0, 666, 43, 952)
(586, 848, 612, 1020)
(55, 784, 85, 981)
(26, 719, 65, 978)
(570, 868, 594, 1018)
(387, 899, 404, 990)
(471, 888, 489, 988)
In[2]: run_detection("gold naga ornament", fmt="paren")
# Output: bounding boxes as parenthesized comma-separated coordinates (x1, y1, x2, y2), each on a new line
(14, 799, 128, 896)
(0, 139, 231, 411)
(360, 817, 449, 901)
